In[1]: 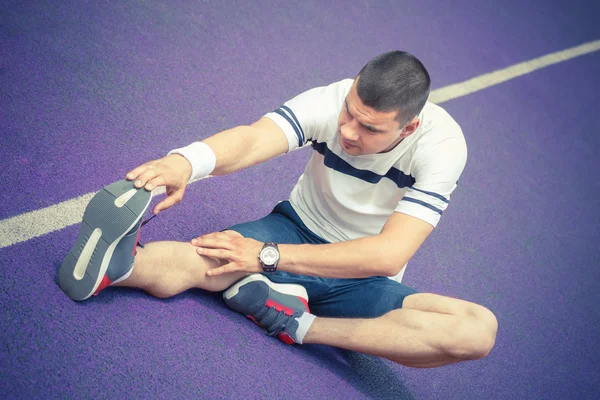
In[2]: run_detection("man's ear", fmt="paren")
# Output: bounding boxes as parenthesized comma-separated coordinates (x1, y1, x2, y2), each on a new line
(399, 117, 420, 139)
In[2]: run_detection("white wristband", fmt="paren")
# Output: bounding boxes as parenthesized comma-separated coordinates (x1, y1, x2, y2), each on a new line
(167, 142, 216, 182)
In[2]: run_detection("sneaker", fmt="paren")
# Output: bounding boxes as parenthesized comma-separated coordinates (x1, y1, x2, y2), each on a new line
(92, 215, 155, 296)
(58, 179, 152, 301)
(223, 274, 311, 344)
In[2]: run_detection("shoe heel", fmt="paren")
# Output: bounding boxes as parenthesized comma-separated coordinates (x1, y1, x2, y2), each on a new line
(58, 221, 110, 300)
(223, 274, 308, 301)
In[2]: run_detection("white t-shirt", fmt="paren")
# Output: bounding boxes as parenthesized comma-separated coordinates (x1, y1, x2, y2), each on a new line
(265, 79, 467, 281)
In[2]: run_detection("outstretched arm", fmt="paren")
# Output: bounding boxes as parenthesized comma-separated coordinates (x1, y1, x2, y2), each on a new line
(125, 117, 289, 214)
(202, 117, 289, 176)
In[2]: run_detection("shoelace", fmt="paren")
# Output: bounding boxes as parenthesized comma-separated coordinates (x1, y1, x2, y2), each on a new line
(140, 214, 157, 227)
(136, 214, 157, 248)
(257, 305, 297, 338)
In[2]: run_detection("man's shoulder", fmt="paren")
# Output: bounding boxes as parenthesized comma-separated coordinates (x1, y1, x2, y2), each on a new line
(323, 78, 354, 94)
(418, 103, 465, 148)
(283, 78, 353, 120)
(304, 78, 353, 106)
(409, 102, 467, 166)
(421, 102, 463, 134)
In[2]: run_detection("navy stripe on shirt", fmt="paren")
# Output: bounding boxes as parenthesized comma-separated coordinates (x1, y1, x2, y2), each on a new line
(402, 197, 443, 215)
(311, 141, 416, 189)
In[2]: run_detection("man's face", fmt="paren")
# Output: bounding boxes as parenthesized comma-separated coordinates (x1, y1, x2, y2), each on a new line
(337, 80, 419, 156)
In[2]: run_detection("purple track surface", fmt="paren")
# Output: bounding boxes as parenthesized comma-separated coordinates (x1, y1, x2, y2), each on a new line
(1, 1, 599, 399)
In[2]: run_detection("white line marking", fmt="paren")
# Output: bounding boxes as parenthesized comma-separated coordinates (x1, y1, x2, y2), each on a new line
(1, 39, 599, 249)
(0, 178, 203, 248)
(428, 40, 600, 103)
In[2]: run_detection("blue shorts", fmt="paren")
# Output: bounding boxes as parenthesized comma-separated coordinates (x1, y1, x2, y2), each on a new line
(226, 201, 418, 318)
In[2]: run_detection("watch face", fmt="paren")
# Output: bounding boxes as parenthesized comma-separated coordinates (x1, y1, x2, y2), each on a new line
(260, 247, 279, 265)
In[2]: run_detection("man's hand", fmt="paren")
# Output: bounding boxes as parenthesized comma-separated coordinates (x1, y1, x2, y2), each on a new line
(126, 154, 193, 214)
(190, 232, 263, 276)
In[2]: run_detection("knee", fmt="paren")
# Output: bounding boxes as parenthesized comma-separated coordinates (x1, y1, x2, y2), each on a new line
(451, 306, 498, 360)
(177, 244, 231, 292)
(178, 240, 243, 292)
(472, 307, 497, 359)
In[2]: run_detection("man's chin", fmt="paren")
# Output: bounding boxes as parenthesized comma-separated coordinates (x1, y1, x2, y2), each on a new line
(340, 139, 361, 155)
(344, 147, 361, 156)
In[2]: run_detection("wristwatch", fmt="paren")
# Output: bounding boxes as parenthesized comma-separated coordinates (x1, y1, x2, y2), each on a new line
(258, 242, 280, 273)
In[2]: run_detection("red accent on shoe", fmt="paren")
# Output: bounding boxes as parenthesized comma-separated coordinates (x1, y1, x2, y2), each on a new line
(265, 299, 294, 316)
(132, 225, 142, 257)
(247, 315, 262, 327)
(298, 297, 310, 313)
(247, 315, 295, 344)
(247, 299, 307, 345)
(265, 297, 309, 315)
(277, 332, 295, 345)
(93, 275, 112, 296)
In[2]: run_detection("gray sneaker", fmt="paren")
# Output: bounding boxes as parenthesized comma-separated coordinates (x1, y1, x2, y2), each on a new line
(58, 179, 152, 301)
(223, 274, 310, 344)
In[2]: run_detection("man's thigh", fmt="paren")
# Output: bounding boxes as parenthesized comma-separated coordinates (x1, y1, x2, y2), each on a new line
(308, 277, 419, 318)
(226, 206, 305, 244)
(226, 204, 417, 318)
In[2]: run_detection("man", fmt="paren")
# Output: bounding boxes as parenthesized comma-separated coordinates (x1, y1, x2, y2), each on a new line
(59, 51, 497, 368)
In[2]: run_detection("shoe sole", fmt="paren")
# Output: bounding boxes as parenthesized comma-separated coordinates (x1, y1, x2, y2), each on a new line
(223, 274, 308, 301)
(58, 179, 152, 301)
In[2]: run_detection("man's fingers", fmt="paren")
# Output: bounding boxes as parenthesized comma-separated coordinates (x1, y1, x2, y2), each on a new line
(196, 247, 232, 261)
(133, 168, 161, 189)
(206, 263, 236, 277)
(152, 190, 184, 214)
(125, 168, 142, 181)
(153, 198, 172, 215)
(192, 237, 235, 251)
(145, 175, 167, 191)
(126, 162, 157, 182)
(191, 232, 235, 247)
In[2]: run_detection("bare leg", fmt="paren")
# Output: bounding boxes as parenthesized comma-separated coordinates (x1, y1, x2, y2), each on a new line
(303, 293, 498, 368)
(114, 231, 247, 298)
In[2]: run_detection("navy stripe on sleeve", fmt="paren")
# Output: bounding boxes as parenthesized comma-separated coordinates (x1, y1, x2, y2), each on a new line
(273, 108, 303, 147)
(280, 105, 305, 144)
(402, 197, 443, 215)
(411, 187, 449, 203)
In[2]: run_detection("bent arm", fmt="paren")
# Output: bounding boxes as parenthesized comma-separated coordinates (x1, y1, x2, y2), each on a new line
(278, 212, 434, 278)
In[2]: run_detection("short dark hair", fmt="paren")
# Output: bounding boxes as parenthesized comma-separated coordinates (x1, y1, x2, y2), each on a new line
(356, 51, 431, 125)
